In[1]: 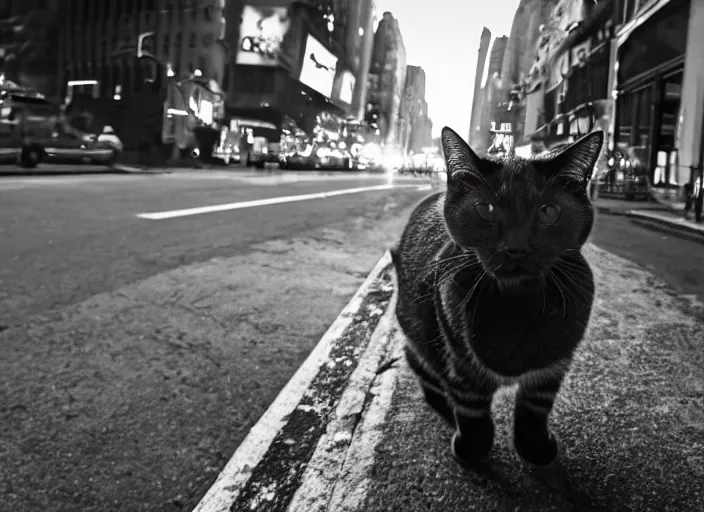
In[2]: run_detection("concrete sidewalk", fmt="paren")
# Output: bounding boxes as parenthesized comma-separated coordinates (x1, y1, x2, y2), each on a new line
(194, 246, 704, 512)
(592, 197, 704, 243)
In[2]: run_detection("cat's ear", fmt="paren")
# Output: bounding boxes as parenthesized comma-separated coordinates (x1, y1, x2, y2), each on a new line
(441, 126, 482, 181)
(548, 131, 604, 186)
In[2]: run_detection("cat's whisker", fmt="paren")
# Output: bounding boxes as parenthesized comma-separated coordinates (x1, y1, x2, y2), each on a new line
(552, 263, 593, 306)
(469, 272, 487, 325)
(539, 273, 547, 318)
(547, 270, 568, 319)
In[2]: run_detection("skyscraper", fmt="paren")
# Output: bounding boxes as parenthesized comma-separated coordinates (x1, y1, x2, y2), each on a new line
(369, 11, 406, 147)
(469, 27, 491, 146)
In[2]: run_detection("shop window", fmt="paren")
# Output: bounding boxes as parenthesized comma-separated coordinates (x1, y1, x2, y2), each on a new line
(653, 71, 683, 187)
(635, 85, 653, 151)
(616, 93, 633, 147)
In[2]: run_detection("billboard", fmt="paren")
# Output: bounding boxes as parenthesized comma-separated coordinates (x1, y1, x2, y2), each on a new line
(299, 35, 338, 99)
(335, 70, 356, 105)
(237, 5, 292, 66)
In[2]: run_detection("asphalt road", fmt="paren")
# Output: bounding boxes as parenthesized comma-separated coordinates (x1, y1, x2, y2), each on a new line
(1, 169, 702, 512)
(0, 169, 433, 512)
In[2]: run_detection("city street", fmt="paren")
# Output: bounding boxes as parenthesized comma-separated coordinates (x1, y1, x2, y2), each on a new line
(1, 169, 703, 511)
(0, 170, 432, 511)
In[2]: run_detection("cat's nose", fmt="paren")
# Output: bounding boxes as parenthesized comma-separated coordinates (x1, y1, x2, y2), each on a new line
(505, 248, 530, 260)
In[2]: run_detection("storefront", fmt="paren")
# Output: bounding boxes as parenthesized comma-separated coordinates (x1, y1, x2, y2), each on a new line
(612, 0, 690, 197)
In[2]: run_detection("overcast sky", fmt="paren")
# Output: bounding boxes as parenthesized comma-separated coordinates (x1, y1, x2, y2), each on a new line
(374, 0, 520, 138)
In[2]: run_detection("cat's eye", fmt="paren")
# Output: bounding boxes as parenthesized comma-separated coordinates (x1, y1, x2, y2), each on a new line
(538, 204, 560, 224)
(474, 202, 497, 222)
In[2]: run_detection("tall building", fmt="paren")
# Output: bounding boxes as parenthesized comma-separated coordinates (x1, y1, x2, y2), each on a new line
(469, 33, 509, 154)
(468, 27, 491, 147)
(369, 11, 406, 147)
(344, 0, 376, 119)
(0, 0, 61, 98)
(400, 65, 432, 153)
(488, 36, 508, 80)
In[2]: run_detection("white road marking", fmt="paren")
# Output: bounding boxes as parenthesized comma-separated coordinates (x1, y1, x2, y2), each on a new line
(193, 251, 393, 512)
(137, 184, 426, 220)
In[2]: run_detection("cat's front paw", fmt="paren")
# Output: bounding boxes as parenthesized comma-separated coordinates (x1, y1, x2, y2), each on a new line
(451, 423, 494, 468)
(514, 430, 560, 467)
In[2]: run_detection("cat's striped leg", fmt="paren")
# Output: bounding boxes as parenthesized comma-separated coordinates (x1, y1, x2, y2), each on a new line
(447, 373, 498, 466)
(404, 346, 454, 426)
(514, 376, 564, 467)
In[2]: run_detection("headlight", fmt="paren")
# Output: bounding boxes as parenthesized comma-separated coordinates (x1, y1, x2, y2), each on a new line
(362, 143, 381, 159)
(338, 141, 347, 150)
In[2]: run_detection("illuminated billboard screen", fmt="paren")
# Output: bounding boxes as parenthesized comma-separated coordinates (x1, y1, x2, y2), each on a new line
(237, 5, 292, 66)
(299, 35, 338, 98)
(336, 70, 356, 105)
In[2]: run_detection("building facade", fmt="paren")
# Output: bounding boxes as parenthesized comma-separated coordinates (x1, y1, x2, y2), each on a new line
(0, 0, 61, 99)
(369, 11, 406, 147)
(221, 0, 373, 142)
(468, 27, 492, 147)
(56, 0, 227, 153)
(346, 0, 376, 119)
(469, 33, 509, 154)
(497, 0, 703, 219)
(399, 65, 432, 154)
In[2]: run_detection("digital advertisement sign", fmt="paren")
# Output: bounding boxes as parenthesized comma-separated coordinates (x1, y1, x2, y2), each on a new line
(299, 35, 338, 99)
(237, 5, 292, 66)
(336, 70, 356, 105)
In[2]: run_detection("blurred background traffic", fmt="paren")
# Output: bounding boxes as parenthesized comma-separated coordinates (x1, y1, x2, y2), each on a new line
(0, 0, 702, 219)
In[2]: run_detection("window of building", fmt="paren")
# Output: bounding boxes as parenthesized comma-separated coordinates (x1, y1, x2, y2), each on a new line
(616, 93, 633, 147)
(189, 33, 196, 48)
(204, 6, 211, 21)
(198, 56, 207, 74)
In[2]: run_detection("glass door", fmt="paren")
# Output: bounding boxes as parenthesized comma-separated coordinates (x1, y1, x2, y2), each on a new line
(652, 69, 683, 190)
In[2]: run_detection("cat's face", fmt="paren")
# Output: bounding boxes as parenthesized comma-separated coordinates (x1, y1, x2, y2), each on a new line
(440, 128, 603, 282)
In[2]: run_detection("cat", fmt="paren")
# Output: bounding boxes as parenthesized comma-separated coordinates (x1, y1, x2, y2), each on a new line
(391, 127, 603, 469)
